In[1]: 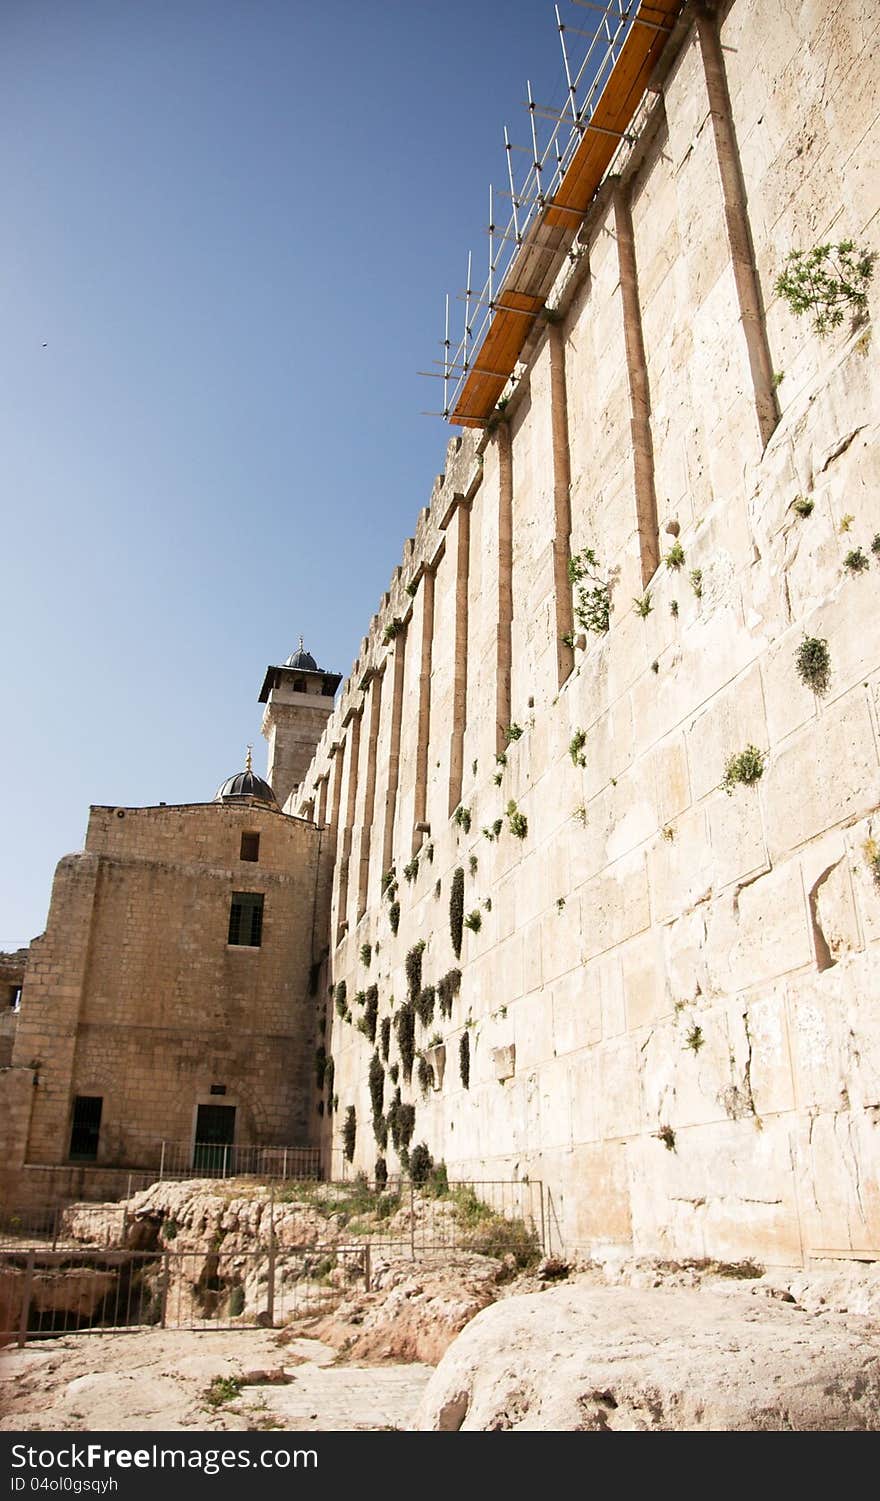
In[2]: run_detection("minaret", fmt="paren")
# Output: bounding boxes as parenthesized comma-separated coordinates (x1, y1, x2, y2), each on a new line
(258, 639, 341, 812)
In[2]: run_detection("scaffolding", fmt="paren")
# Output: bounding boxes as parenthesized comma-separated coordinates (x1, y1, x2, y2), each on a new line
(423, 1, 683, 428)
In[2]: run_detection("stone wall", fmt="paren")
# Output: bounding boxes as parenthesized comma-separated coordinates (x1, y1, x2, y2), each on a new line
(8, 802, 328, 1172)
(298, 0, 880, 1263)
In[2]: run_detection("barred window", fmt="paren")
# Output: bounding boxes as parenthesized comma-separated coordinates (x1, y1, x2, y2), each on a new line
(228, 891, 264, 947)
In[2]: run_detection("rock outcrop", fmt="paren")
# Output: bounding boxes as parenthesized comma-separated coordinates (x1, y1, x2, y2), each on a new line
(417, 1283, 880, 1430)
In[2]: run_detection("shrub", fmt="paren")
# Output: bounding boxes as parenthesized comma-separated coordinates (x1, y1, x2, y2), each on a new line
(403, 856, 419, 884)
(507, 800, 528, 839)
(721, 745, 764, 795)
(468, 853, 478, 876)
(405, 940, 425, 1000)
(872, 534, 880, 557)
(464, 909, 482, 934)
(459, 1030, 470, 1089)
(569, 729, 587, 768)
(359, 942, 372, 968)
(844, 548, 869, 573)
(325, 1057, 334, 1110)
(379, 1015, 391, 1062)
(395, 1001, 416, 1082)
(664, 540, 685, 570)
(415, 985, 436, 1028)
(361, 984, 378, 1044)
(792, 496, 814, 517)
(684, 1024, 705, 1054)
(795, 636, 831, 695)
(863, 837, 880, 889)
(452, 805, 472, 834)
(774, 240, 876, 335)
(450, 867, 465, 958)
(314, 1045, 327, 1089)
(689, 568, 703, 598)
(505, 722, 523, 743)
(334, 980, 347, 1017)
(568, 547, 611, 634)
(375, 1156, 388, 1189)
(381, 868, 396, 897)
(342, 1106, 356, 1162)
(417, 1053, 434, 1096)
(388, 900, 401, 936)
(409, 1142, 434, 1186)
(383, 617, 404, 643)
(437, 968, 462, 1019)
(655, 1124, 676, 1152)
(633, 591, 652, 618)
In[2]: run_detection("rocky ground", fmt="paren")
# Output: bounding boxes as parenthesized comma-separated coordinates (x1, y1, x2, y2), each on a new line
(3, 1178, 880, 1431)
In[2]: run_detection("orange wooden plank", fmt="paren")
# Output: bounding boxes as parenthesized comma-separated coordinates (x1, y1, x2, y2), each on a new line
(451, 1, 683, 426)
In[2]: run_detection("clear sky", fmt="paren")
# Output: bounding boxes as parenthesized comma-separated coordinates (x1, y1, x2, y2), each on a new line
(1, 0, 595, 947)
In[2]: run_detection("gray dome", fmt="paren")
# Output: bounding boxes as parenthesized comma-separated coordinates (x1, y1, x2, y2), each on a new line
(285, 642, 318, 671)
(214, 768, 278, 807)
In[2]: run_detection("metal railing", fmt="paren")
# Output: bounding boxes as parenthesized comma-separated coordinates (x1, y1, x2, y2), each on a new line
(1, 1177, 548, 1346)
(156, 1141, 322, 1182)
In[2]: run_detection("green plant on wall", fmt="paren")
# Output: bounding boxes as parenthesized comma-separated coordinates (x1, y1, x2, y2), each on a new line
(395, 1001, 416, 1082)
(416, 1054, 434, 1097)
(774, 240, 876, 335)
(721, 745, 765, 795)
(453, 805, 472, 835)
(633, 591, 652, 618)
(388, 900, 401, 936)
(568, 547, 611, 634)
(405, 939, 425, 1000)
(863, 837, 880, 888)
(334, 980, 347, 1017)
(684, 1024, 705, 1054)
(506, 800, 528, 839)
(791, 496, 814, 518)
(795, 636, 831, 696)
(464, 909, 482, 934)
(689, 568, 703, 598)
(379, 1015, 391, 1062)
(403, 856, 419, 884)
(450, 867, 465, 959)
(342, 1106, 357, 1162)
(368, 1051, 385, 1137)
(359, 942, 372, 968)
(844, 547, 869, 574)
(325, 1056, 334, 1111)
(438, 968, 461, 1019)
(415, 985, 436, 1028)
(664, 540, 685, 570)
(383, 617, 404, 643)
(505, 722, 523, 744)
(459, 1030, 471, 1090)
(569, 729, 587, 768)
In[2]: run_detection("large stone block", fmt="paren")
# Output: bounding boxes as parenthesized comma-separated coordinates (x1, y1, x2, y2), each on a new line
(764, 689, 880, 861)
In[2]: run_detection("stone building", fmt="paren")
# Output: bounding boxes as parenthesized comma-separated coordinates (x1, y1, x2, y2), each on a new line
(2, 0, 880, 1265)
(2, 648, 338, 1193)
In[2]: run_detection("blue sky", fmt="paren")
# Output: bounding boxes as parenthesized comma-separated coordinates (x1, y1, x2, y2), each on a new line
(1, 0, 594, 945)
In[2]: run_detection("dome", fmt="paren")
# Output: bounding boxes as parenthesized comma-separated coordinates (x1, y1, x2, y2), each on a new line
(285, 636, 318, 672)
(214, 747, 278, 807)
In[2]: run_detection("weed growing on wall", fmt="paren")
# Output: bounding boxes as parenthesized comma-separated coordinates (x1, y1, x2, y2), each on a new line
(395, 1001, 416, 1083)
(505, 722, 523, 744)
(453, 805, 472, 835)
(342, 1106, 357, 1162)
(459, 1030, 470, 1089)
(383, 617, 404, 643)
(774, 240, 876, 335)
(450, 867, 465, 958)
(314, 1046, 327, 1089)
(689, 568, 703, 598)
(568, 547, 611, 634)
(795, 636, 831, 695)
(405, 940, 425, 1000)
(359, 942, 372, 967)
(403, 857, 419, 884)
(791, 496, 814, 517)
(416, 1054, 434, 1097)
(844, 548, 869, 574)
(438, 969, 461, 1019)
(569, 729, 587, 767)
(507, 800, 528, 839)
(409, 1142, 433, 1185)
(633, 591, 652, 618)
(388, 900, 400, 936)
(721, 745, 764, 794)
(684, 1025, 705, 1054)
(664, 540, 685, 570)
(654, 1124, 676, 1151)
(334, 980, 347, 1017)
(863, 838, 880, 888)
(325, 1057, 334, 1111)
(415, 986, 436, 1028)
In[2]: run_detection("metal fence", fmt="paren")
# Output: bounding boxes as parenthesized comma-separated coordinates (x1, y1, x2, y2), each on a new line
(155, 1141, 322, 1182)
(1, 1176, 549, 1346)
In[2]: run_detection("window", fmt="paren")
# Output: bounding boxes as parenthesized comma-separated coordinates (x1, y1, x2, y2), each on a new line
(228, 891, 264, 947)
(239, 831, 260, 862)
(293, 679, 306, 693)
(9, 985, 21, 1011)
(69, 1096, 102, 1161)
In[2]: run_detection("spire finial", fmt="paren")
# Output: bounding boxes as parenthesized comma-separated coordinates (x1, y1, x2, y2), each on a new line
(245, 743, 253, 774)
(298, 634, 304, 652)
